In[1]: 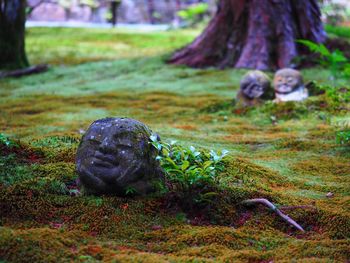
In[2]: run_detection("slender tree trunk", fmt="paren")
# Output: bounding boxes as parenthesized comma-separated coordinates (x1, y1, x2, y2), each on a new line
(146, 0, 155, 24)
(0, 0, 29, 70)
(111, 1, 121, 27)
(169, 0, 325, 70)
(173, 0, 181, 27)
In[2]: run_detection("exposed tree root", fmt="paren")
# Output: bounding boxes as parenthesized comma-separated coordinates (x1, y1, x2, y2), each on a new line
(169, 0, 325, 70)
(0, 64, 48, 79)
(241, 198, 305, 232)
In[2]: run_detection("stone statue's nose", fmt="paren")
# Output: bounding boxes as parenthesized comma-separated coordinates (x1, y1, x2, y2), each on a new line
(99, 137, 115, 153)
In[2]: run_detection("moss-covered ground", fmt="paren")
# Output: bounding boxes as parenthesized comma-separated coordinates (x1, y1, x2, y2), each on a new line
(0, 27, 349, 262)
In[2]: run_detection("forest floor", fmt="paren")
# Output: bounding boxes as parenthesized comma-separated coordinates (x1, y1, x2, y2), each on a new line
(0, 26, 349, 262)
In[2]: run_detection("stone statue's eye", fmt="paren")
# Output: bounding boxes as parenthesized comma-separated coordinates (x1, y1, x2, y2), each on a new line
(89, 138, 101, 145)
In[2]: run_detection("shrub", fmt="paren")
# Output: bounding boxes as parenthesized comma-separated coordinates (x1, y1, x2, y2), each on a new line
(150, 135, 228, 205)
(307, 82, 350, 107)
(297, 39, 350, 82)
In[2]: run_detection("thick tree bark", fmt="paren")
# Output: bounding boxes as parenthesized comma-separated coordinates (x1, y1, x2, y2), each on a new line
(169, 0, 326, 70)
(0, 0, 29, 70)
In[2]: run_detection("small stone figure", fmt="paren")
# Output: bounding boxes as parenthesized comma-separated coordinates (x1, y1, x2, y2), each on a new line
(273, 68, 308, 102)
(236, 70, 271, 107)
(76, 117, 163, 196)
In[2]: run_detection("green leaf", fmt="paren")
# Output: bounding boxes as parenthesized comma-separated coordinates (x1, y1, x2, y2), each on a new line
(221, 149, 229, 158)
(167, 168, 184, 175)
(201, 192, 219, 199)
(318, 44, 331, 57)
(203, 160, 213, 170)
(165, 157, 178, 168)
(181, 160, 190, 171)
(150, 134, 158, 142)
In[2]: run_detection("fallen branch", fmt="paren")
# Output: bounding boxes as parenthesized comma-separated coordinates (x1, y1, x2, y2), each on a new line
(241, 198, 305, 232)
(0, 64, 48, 79)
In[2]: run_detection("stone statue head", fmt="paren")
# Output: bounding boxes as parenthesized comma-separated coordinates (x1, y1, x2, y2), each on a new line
(240, 70, 271, 99)
(273, 68, 303, 95)
(76, 117, 163, 196)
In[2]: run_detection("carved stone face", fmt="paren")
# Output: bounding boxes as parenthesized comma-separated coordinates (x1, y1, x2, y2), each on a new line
(240, 70, 271, 99)
(76, 117, 162, 196)
(273, 68, 303, 94)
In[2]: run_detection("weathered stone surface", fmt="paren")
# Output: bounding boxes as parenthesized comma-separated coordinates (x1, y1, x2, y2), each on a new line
(236, 70, 271, 107)
(273, 68, 308, 102)
(76, 117, 163, 196)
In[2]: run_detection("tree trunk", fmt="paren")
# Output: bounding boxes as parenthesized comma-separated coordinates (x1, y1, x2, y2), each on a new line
(172, 0, 181, 27)
(111, 1, 121, 27)
(0, 0, 29, 70)
(168, 0, 326, 70)
(146, 0, 155, 24)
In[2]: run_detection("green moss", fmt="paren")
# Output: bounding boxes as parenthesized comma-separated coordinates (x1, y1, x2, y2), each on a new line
(291, 156, 350, 177)
(143, 226, 251, 252)
(275, 138, 333, 152)
(221, 157, 292, 192)
(0, 227, 89, 263)
(0, 26, 349, 262)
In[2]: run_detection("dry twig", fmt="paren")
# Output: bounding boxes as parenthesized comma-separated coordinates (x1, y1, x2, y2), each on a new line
(241, 198, 305, 232)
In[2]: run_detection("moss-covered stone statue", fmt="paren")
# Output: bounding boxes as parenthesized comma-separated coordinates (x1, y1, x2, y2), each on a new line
(76, 117, 163, 196)
(236, 70, 272, 107)
(273, 68, 308, 102)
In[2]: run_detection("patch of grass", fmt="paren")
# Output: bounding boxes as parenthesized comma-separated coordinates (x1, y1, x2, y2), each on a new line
(26, 27, 197, 65)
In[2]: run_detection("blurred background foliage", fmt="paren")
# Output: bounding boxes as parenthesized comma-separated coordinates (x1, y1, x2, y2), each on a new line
(26, 0, 350, 27)
(26, 0, 215, 26)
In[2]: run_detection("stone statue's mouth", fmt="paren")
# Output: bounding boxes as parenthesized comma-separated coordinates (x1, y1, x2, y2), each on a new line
(93, 152, 118, 167)
(276, 85, 292, 93)
(93, 158, 114, 168)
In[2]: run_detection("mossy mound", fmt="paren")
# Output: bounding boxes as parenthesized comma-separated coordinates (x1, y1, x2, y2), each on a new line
(0, 227, 88, 263)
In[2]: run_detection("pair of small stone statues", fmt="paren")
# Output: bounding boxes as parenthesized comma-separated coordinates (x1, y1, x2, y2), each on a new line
(237, 68, 308, 107)
(77, 69, 308, 196)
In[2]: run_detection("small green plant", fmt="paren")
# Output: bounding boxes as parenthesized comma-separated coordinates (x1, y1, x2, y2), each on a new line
(125, 186, 137, 196)
(336, 127, 350, 146)
(306, 81, 350, 107)
(297, 39, 350, 82)
(336, 130, 350, 145)
(0, 133, 19, 148)
(92, 197, 103, 207)
(150, 135, 228, 205)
